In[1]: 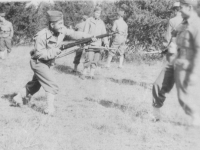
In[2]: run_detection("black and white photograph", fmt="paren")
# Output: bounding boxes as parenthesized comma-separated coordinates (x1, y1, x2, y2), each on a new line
(0, 0, 200, 149)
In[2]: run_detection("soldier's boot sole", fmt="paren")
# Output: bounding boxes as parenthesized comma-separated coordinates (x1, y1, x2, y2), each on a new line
(13, 93, 23, 106)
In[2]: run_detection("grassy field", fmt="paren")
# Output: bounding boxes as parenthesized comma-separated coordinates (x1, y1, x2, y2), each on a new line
(0, 46, 200, 150)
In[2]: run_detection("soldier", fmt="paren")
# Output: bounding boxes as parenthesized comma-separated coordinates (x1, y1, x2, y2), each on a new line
(151, 2, 183, 121)
(12, 11, 90, 115)
(0, 12, 13, 58)
(81, 6, 109, 79)
(174, 0, 200, 126)
(106, 10, 128, 68)
(73, 15, 88, 73)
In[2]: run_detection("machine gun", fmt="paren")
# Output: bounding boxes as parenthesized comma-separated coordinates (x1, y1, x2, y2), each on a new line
(56, 32, 116, 59)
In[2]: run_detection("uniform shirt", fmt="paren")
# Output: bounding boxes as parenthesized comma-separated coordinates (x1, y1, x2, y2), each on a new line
(0, 19, 13, 38)
(176, 13, 200, 76)
(164, 13, 183, 47)
(33, 26, 91, 61)
(33, 27, 74, 61)
(112, 17, 128, 38)
(83, 17, 109, 46)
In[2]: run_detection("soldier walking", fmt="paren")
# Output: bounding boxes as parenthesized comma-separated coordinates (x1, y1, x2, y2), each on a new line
(174, 0, 200, 126)
(151, 2, 183, 121)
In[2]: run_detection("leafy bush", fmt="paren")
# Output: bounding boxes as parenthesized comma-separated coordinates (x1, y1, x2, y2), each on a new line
(0, 0, 175, 52)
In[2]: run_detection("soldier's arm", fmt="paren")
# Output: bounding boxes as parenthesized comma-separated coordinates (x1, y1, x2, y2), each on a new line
(112, 21, 117, 32)
(182, 28, 200, 88)
(61, 26, 91, 40)
(83, 19, 90, 34)
(163, 20, 173, 47)
(190, 29, 200, 75)
(101, 21, 109, 46)
(34, 34, 61, 60)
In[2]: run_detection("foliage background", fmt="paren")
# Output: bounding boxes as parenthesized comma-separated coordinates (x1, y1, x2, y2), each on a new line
(0, 0, 175, 51)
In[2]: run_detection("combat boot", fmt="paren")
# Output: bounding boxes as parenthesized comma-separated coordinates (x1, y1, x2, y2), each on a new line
(44, 92, 55, 116)
(13, 88, 32, 106)
(90, 68, 95, 79)
(13, 93, 23, 106)
(151, 106, 161, 122)
(105, 55, 112, 68)
(79, 67, 88, 80)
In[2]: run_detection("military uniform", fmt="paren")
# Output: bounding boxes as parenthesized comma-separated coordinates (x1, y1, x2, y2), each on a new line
(73, 17, 87, 66)
(83, 17, 108, 68)
(0, 13, 13, 54)
(81, 8, 108, 78)
(109, 17, 128, 56)
(175, 12, 200, 121)
(152, 12, 183, 108)
(106, 10, 128, 68)
(13, 11, 74, 115)
(26, 28, 62, 95)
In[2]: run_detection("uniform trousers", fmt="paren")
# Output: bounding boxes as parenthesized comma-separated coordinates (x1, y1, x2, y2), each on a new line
(174, 60, 200, 116)
(0, 37, 12, 53)
(152, 63, 175, 108)
(84, 49, 101, 68)
(26, 59, 59, 95)
(73, 48, 83, 65)
(109, 35, 126, 56)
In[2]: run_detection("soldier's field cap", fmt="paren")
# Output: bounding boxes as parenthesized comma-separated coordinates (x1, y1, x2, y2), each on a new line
(94, 6, 102, 12)
(0, 13, 5, 17)
(173, 2, 180, 7)
(47, 10, 63, 22)
(117, 10, 125, 17)
(179, 0, 199, 6)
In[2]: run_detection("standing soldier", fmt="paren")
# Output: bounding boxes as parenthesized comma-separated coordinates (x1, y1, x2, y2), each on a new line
(0, 12, 13, 58)
(73, 15, 88, 73)
(106, 10, 128, 68)
(12, 11, 90, 115)
(151, 2, 183, 121)
(174, 0, 200, 126)
(81, 6, 109, 79)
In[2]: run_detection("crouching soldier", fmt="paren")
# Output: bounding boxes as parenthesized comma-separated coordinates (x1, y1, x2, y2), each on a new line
(12, 10, 90, 115)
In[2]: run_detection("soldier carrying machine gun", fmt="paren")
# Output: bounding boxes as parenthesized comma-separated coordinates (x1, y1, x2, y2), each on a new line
(57, 32, 116, 59)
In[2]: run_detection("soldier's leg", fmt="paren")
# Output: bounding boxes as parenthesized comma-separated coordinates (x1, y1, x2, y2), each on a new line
(106, 42, 118, 68)
(33, 62, 58, 115)
(0, 37, 7, 59)
(81, 50, 94, 79)
(13, 74, 41, 105)
(174, 66, 200, 126)
(152, 64, 175, 120)
(90, 51, 100, 77)
(174, 66, 193, 115)
(73, 48, 83, 72)
(13, 58, 44, 105)
(118, 44, 126, 68)
(4, 37, 12, 53)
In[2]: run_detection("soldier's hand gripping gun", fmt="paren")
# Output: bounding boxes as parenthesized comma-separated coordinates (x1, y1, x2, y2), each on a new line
(56, 32, 116, 59)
